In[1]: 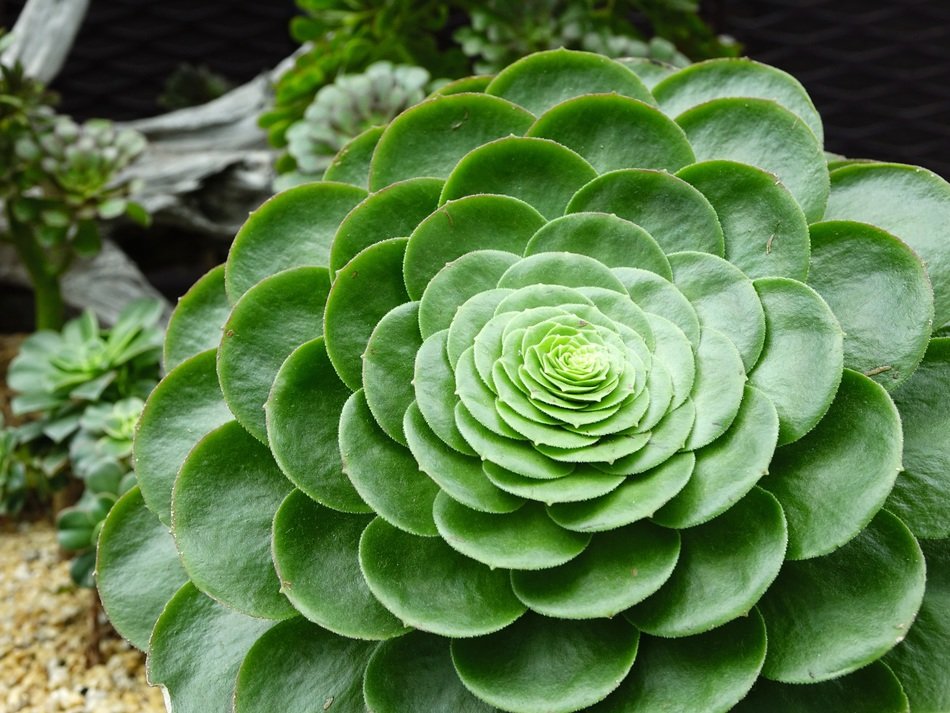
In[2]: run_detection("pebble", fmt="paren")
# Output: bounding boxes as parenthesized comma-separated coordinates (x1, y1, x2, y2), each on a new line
(0, 520, 165, 713)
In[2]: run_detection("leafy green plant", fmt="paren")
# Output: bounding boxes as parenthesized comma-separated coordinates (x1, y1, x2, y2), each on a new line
(278, 61, 431, 188)
(7, 300, 162, 582)
(0, 62, 149, 330)
(0, 414, 59, 516)
(158, 63, 233, 111)
(98, 51, 948, 712)
(261, 0, 736, 151)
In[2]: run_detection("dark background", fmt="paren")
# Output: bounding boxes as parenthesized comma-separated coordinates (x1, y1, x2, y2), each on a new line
(2, 0, 949, 176)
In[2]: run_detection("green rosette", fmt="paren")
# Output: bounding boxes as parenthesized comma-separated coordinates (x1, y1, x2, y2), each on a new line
(98, 49, 948, 712)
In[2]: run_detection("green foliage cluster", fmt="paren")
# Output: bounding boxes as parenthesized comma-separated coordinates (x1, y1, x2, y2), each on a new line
(98, 50, 949, 712)
(158, 63, 234, 111)
(261, 0, 738, 152)
(0, 60, 148, 330)
(7, 300, 163, 584)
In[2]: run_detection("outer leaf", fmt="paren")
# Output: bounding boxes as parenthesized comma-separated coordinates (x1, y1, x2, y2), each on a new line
(225, 182, 366, 300)
(218, 266, 330, 442)
(759, 509, 926, 683)
(884, 537, 950, 713)
(359, 517, 526, 637)
(173, 421, 295, 620)
(162, 265, 231, 371)
(96, 487, 187, 651)
(452, 613, 640, 713)
(593, 611, 767, 713)
(886, 338, 950, 538)
(271, 490, 407, 640)
(364, 632, 499, 712)
(234, 618, 377, 713)
(762, 369, 902, 560)
(148, 583, 274, 713)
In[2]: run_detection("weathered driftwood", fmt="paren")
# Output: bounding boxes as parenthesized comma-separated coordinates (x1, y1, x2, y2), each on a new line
(2, 0, 296, 324)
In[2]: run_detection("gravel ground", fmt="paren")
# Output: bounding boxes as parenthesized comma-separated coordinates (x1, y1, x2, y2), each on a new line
(0, 520, 165, 713)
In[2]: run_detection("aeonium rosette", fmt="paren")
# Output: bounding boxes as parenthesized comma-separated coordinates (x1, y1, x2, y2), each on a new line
(96, 50, 949, 713)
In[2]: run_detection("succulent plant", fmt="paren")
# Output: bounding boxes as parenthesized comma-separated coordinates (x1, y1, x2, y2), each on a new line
(278, 62, 431, 188)
(99, 50, 948, 712)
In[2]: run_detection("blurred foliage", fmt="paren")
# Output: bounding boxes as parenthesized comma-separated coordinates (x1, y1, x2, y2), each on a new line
(158, 63, 234, 111)
(0, 58, 149, 330)
(6, 300, 163, 585)
(262, 0, 739, 154)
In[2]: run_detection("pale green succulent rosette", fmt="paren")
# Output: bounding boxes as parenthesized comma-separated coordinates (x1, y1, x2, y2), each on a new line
(97, 51, 950, 713)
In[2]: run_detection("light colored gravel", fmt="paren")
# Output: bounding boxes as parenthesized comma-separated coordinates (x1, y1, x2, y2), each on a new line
(0, 520, 165, 713)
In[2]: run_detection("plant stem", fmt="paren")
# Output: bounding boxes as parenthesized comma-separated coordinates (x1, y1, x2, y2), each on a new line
(4, 206, 65, 330)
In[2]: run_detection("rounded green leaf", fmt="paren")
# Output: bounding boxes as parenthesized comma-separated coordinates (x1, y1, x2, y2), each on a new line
(593, 611, 767, 713)
(363, 302, 422, 445)
(419, 250, 520, 339)
(527, 94, 694, 174)
(440, 136, 597, 219)
(684, 327, 746, 451)
(266, 337, 370, 513)
(824, 163, 950, 328)
(135, 349, 232, 526)
(368, 93, 534, 191)
(759, 509, 926, 683)
(339, 390, 439, 537)
(96, 487, 188, 651)
(414, 329, 477, 455)
(359, 517, 526, 637)
(525, 213, 671, 279)
(486, 48, 653, 115)
(364, 632, 499, 713)
(763, 369, 902, 560)
(148, 583, 274, 713)
(511, 521, 680, 618)
(483, 462, 622, 505)
(668, 250, 764, 371)
(808, 221, 934, 391)
(613, 267, 701, 347)
(225, 182, 366, 300)
(735, 662, 909, 713)
(677, 160, 810, 280)
(271, 490, 407, 639)
(452, 613, 640, 713)
(163, 264, 230, 371)
(676, 97, 829, 222)
(549, 453, 695, 533)
(403, 194, 546, 300)
(218, 266, 330, 442)
(653, 57, 823, 142)
(568, 169, 724, 256)
(324, 237, 409, 390)
(616, 57, 676, 89)
(455, 403, 574, 480)
(884, 537, 950, 713)
(749, 277, 844, 445)
(886, 339, 950, 538)
(434, 493, 590, 570)
(234, 617, 377, 713)
(655, 384, 778, 528)
(329, 176, 444, 277)
(431, 75, 494, 95)
(404, 402, 524, 514)
(497, 251, 628, 294)
(322, 125, 385, 188)
(173, 421, 295, 620)
(628, 487, 787, 637)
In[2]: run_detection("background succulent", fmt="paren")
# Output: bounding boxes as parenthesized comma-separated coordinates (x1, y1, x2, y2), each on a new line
(278, 61, 431, 189)
(99, 50, 948, 712)
(7, 300, 161, 584)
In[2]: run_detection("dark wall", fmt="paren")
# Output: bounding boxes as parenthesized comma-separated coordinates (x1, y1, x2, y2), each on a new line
(1, 0, 296, 120)
(717, 0, 950, 178)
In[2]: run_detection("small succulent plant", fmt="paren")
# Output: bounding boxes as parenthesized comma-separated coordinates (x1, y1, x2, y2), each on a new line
(1, 61, 149, 329)
(7, 300, 162, 582)
(99, 50, 948, 712)
(278, 62, 431, 188)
